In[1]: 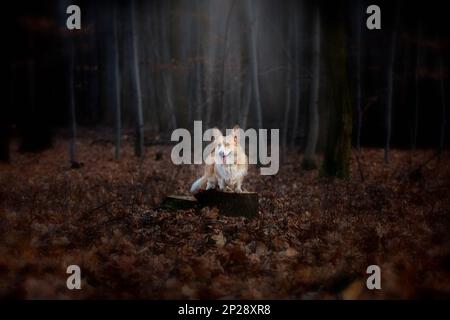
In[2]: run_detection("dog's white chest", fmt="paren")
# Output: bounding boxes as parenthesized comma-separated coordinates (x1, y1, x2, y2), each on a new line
(216, 164, 238, 183)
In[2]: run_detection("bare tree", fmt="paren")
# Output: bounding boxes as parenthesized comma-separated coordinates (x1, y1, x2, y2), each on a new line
(147, 1, 163, 132)
(195, 52, 204, 121)
(246, 0, 263, 129)
(58, 0, 79, 167)
(194, 0, 204, 121)
(85, 3, 100, 123)
(160, 1, 177, 131)
(302, 6, 320, 170)
(240, 71, 252, 129)
(355, 1, 363, 152)
(230, 42, 242, 126)
(282, 7, 293, 161)
(439, 48, 447, 155)
(320, 1, 352, 178)
(219, 0, 237, 126)
(412, 25, 422, 150)
(1, 64, 15, 161)
(68, 39, 78, 167)
(385, 9, 399, 163)
(129, 0, 144, 158)
(112, 2, 121, 160)
(290, 3, 301, 147)
(179, 0, 193, 126)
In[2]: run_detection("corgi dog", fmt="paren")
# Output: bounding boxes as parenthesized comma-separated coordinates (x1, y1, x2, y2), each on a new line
(190, 125, 248, 194)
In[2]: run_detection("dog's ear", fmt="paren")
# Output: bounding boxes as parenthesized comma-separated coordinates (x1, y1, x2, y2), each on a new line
(211, 127, 223, 142)
(232, 125, 240, 144)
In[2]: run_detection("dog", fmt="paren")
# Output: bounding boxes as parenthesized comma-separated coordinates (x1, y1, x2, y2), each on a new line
(190, 125, 248, 193)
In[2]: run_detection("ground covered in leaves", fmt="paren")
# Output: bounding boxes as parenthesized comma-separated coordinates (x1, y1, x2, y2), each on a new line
(1, 131, 450, 299)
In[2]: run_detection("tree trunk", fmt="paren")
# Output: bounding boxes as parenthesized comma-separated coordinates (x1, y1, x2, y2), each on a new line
(1, 64, 14, 161)
(290, 4, 301, 147)
(355, 2, 363, 152)
(439, 51, 447, 155)
(112, 3, 121, 160)
(147, 1, 162, 133)
(246, 0, 263, 129)
(160, 1, 177, 131)
(58, 0, 78, 167)
(85, 3, 100, 124)
(130, 0, 144, 158)
(220, 0, 236, 126)
(320, 3, 352, 179)
(385, 14, 399, 163)
(195, 62, 204, 120)
(195, 0, 204, 121)
(204, 2, 219, 127)
(282, 8, 293, 161)
(241, 71, 252, 129)
(302, 6, 320, 170)
(232, 43, 242, 125)
(412, 26, 422, 150)
(179, 0, 193, 127)
(68, 40, 78, 167)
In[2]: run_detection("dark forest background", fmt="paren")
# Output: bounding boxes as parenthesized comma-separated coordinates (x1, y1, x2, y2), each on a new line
(2, 0, 449, 163)
(2, 0, 450, 300)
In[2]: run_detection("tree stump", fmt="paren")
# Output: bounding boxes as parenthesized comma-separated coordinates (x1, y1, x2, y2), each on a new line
(160, 195, 199, 210)
(160, 190, 259, 218)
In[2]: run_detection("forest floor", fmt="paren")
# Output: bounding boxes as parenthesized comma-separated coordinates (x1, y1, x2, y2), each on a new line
(1, 131, 450, 299)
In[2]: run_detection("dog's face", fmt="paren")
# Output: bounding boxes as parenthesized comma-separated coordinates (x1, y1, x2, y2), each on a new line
(214, 126, 239, 164)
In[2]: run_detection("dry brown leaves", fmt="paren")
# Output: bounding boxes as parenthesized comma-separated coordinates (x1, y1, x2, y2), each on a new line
(1, 131, 450, 299)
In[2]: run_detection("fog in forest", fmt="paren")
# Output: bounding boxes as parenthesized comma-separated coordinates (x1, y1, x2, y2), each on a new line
(4, 0, 449, 163)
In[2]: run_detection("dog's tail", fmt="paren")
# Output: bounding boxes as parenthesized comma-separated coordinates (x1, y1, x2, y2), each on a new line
(190, 176, 207, 194)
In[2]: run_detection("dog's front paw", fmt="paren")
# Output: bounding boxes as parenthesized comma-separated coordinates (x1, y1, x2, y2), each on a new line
(235, 187, 243, 193)
(206, 182, 215, 190)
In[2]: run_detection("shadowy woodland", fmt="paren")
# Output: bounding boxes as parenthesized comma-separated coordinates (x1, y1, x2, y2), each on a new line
(1, 0, 450, 299)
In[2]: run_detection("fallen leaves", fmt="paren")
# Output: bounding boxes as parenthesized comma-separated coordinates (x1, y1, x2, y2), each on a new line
(211, 232, 226, 248)
(0, 135, 450, 298)
(283, 247, 299, 258)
